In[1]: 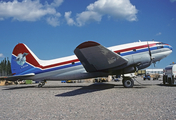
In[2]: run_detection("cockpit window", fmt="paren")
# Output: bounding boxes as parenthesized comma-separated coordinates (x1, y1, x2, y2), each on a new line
(157, 46, 163, 49)
(161, 42, 167, 44)
(156, 42, 167, 45)
(156, 42, 164, 49)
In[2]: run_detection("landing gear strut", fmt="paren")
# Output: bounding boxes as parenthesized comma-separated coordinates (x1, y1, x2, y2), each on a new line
(38, 80, 46, 88)
(122, 77, 134, 88)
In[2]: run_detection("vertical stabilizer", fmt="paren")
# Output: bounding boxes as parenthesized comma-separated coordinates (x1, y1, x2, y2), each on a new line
(11, 43, 40, 75)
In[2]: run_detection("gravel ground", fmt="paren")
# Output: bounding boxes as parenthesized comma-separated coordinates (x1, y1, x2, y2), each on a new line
(0, 77, 176, 120)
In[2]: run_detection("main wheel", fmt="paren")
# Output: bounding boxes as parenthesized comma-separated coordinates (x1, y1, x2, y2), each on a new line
(123, 79, 134, 88)
(38, 83, 43, 88)
(38, 81, 45, 88)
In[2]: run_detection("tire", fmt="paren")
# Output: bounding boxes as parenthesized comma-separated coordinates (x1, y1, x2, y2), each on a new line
(163, 75, 167, 85)
(168, 78, 172, 85)
(123, 79, 134, 88)
(163, 79, 166, 85)
(38, 84, 43, 88)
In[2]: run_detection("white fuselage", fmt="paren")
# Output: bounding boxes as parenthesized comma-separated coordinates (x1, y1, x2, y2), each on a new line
(24, 41, 172, 81)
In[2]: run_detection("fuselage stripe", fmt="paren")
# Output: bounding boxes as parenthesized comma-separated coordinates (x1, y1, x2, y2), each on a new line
(34, 43, 157, 70)
(15, 43, 172, 75)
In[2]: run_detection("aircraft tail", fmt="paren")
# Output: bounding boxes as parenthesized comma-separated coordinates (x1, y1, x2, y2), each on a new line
(11, 43, 40, 75)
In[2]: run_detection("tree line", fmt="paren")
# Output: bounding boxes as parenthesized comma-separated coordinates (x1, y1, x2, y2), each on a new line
(0, 58, 11, 76)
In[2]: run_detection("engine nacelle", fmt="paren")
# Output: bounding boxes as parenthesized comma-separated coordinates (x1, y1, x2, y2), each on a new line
(123, 66, 136, 74)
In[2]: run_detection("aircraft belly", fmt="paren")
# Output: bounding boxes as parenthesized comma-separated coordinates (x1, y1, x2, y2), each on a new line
(51, 69, 109, 80)
(31, 65, 85, 80)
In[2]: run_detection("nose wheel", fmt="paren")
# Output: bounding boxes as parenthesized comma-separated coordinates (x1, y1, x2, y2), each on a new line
(122, 77, 134, 88)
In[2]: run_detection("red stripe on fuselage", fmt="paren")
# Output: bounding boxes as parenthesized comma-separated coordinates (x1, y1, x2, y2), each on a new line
(114, 43, 156, 53)
(37, 59, 80, 69)
(13, 43, 157, 70)
(37, 43, 156, 69)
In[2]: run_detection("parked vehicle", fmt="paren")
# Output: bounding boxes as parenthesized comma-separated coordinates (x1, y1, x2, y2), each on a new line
(113, 78, 120, 82)
(93, 77, 108, 83)
(163, 63, 176, 85)
(152, 74, 160, 80)
(61, 80, 66, 83)
(143, 74, 151, 80)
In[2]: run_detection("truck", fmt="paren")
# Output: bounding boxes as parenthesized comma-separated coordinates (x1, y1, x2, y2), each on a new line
(152, 74, 160, 80)
(163, 63, 176, 85)
(143, 74, 151, 80)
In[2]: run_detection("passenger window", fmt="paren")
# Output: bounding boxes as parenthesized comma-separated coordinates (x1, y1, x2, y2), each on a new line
(133, 49, 136, 52)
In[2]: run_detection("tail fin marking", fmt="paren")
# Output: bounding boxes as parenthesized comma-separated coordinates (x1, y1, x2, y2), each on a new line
(11, 43, 40, 75)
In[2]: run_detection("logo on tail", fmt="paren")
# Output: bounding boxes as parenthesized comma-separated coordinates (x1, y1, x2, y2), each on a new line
(16, 53, 28, 66)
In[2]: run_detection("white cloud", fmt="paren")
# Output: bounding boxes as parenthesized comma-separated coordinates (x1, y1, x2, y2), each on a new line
(76, 11, 102, 26)
(170, 0, 176, 3)
(64, 11, 75, 26)
(46, 17, 60, 27)
(0, 53, 4, 58)
(51, 0, 63, 7)
(0, 0, 138, 27)
(156, 32, 162, 36)
(75, 0, 138, 26)
(0, 0, 63, 26)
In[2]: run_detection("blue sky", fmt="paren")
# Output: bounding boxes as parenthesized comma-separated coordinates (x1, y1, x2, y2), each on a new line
(0, 0, 175, 69)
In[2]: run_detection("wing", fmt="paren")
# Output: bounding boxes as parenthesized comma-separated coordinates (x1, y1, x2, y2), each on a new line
(74, 41, 128, 72)
(0, 73, 35, 81)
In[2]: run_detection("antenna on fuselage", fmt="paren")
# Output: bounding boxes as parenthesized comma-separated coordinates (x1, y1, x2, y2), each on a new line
(139, 40, 141, 42)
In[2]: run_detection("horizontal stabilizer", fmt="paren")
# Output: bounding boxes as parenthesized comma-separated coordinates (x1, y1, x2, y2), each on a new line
(0, 73, 35, 81)
(74, 41, 128, 72)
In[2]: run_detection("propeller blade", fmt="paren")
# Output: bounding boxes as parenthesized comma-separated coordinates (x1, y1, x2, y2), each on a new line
(154, 62, 156, 67)
(147, 41, 152, 57)
(147, 41, 153, 65)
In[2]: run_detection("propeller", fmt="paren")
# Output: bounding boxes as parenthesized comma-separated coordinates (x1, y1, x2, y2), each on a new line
(147, 41, 154, 65)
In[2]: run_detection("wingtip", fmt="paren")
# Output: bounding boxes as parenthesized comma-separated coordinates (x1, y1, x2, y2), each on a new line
(76, 41, 100, 49)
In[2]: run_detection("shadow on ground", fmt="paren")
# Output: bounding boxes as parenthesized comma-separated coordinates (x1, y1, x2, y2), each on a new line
(55, 83, 147, 97)
(2, 83, 148, 97)
(157, 84, 176, 87)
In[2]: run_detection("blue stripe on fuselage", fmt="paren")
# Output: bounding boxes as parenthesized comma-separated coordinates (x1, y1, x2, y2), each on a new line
(120, 45, 170, 56)
(16, 45, 170, 75)
(17, 62, 82, 75)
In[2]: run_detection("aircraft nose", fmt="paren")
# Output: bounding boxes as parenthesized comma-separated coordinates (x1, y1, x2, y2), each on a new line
(166, 44, 173, 56)
(169, 45, 173, 50)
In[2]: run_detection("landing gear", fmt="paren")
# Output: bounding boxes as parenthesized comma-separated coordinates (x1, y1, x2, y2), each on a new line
(122, 77, 134, 88)
(38, 81, 46, 88)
